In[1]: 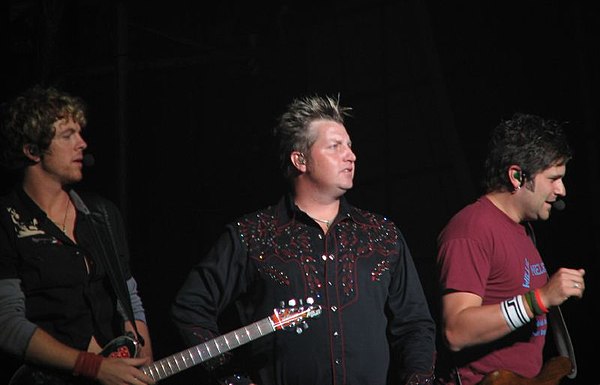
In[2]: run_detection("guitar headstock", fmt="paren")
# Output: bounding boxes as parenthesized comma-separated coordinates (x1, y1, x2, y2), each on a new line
(270, 297, 322, 333)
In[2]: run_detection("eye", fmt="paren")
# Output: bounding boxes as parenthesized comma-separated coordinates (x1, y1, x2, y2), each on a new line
(58, 129, 75, 139)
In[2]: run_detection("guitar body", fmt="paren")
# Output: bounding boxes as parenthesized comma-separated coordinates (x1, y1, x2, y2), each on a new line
(478, 356, 572, 385)
(8, 334, 139, 385)
(100, 333, 140, 358)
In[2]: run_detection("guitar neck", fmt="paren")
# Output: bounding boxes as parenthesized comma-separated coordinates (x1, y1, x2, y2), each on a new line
(141, 316, 275, 381)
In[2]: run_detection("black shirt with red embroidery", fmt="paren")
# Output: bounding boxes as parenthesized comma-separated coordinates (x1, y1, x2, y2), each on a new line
(172, 194, 435, 385)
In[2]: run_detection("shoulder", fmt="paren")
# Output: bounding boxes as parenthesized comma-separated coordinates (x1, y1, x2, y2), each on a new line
(349, 205, 403, 238)
(351, 206, 396, 226)
(438, 197, 500, 243)
(71, 190, 119, 212)
(233, 204, 279, 230)
(0, 190, 30, 224)
(0, 189, 20, 207)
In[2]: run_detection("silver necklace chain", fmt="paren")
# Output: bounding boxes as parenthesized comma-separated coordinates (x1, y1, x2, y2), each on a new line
(307, 215, 332, 228)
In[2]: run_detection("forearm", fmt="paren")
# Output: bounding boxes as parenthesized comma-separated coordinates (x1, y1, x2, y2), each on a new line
(0, 279, 37, 357)
(24, 328, 81, 370)
(443, 302, 514, 351)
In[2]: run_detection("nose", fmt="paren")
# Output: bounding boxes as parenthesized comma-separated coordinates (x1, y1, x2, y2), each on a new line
(76, 132, 88, 151)
(346, 145, 356, 162)
(556, 179, 566, 197)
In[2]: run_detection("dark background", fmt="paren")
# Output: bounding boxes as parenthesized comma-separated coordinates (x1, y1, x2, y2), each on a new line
(1, 1, 598, 384)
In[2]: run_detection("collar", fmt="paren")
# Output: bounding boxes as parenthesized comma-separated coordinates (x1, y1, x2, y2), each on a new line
(276, 193, 371, 228)
(13, 187, 80, 243)
(15, 187, 48, 220)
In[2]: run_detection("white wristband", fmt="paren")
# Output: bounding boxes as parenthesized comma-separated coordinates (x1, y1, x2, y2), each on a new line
(500, 295, 531, 331)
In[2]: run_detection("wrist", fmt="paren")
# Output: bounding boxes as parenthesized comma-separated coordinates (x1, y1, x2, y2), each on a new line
(500, 294, 531, 330)
(73, 351, 103, 379)
(534, 288, 549, 313)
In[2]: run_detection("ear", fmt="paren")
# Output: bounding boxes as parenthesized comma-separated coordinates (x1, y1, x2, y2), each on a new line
(23, 144, 41, 163)
(508, 165, 522, 189)
(291, 151, 307, 172)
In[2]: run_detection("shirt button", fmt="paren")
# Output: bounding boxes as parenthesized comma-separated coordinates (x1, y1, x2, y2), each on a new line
(333, 331, 339, 337)
(335, 359, 341, 365)
(321, 255, 327, 261)
(331, 306, 337, 312)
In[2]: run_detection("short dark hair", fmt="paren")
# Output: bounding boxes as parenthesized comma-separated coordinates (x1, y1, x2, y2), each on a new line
(273, 94, 351, 179)
(483, 112, 572, 192)
(0, 85, 87, 169)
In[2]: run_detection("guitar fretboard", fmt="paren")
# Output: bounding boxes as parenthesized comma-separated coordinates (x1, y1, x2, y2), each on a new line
(141, 317, 275, 381)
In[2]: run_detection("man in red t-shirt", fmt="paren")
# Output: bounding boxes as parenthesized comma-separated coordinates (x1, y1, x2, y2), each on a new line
(435, 113, 585, 385)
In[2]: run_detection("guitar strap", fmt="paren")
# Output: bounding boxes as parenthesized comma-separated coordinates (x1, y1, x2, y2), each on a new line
(548, 306, 577, 379)
(69, 190, 144, 347)
(525, 222, 576, 379)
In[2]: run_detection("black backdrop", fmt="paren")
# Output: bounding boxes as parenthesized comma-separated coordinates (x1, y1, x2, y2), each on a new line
(2, 1, 598, 384)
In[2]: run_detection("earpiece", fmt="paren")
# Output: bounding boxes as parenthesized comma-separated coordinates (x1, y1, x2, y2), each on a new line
(514, 171, 521, 182)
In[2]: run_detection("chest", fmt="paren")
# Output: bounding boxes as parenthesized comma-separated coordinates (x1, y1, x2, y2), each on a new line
(485, 233, 548, 300)
(238, 216, 399, 304)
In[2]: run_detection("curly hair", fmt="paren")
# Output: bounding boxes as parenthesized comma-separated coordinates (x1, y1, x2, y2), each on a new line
(0, 85, 87, 169)
(483, 112, 572, 192)
(274, 94, 351, 179)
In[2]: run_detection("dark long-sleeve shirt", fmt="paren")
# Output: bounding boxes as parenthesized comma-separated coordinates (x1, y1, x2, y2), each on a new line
(172, 195, 435, 385)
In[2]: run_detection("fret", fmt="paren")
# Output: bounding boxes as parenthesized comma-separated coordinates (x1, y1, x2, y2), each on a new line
(195, 343, 207, 361)
(246, 323, 260, 340)
(141, 364, 155, 379)
(166, 356, 176, 374)
(158, 359, 169, 378)
(205, 341, 216, 358)
(214, 334, 229, 353)
(173, 353, 185, 370)
(256, 318, 274, 336)
(222, 333, 232, 349)
(234, 329, 242, 345)
(186, 347, 198, 365)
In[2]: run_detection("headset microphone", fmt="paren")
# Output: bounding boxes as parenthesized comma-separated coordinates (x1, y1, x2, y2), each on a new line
(552, 199, 566, 211)
(83, 153, 95, 167)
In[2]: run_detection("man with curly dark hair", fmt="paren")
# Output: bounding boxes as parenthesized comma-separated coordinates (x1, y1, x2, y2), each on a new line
(435, 113, 584, 384)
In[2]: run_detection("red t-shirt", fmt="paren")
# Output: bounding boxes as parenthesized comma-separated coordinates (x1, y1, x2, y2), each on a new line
(437, 196, 548, 384)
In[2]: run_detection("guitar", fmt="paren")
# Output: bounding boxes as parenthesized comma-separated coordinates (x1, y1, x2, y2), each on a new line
(9, 300, 322, 384)
(478, 356, 573, 385)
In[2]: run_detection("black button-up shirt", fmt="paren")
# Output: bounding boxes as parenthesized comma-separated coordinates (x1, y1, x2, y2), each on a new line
(172, 195, 435, 385)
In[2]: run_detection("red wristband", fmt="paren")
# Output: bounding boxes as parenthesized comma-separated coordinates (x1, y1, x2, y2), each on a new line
(73, 351, 103, 378)
(534, 289, 549, 313)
